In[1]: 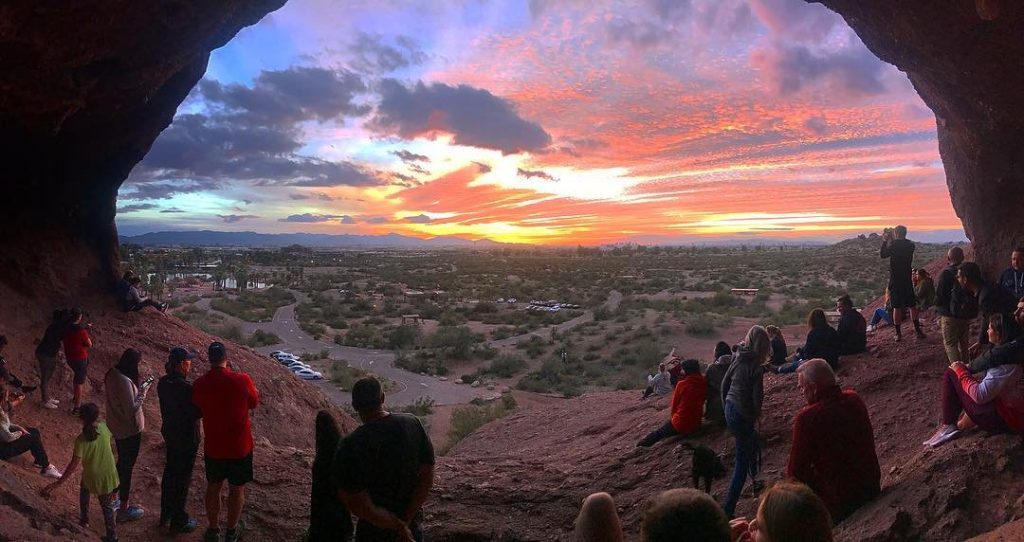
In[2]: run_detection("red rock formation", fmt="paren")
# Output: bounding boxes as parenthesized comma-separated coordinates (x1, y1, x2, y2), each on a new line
(812, 0, 1024, 277)
(0, 1, 284, 293)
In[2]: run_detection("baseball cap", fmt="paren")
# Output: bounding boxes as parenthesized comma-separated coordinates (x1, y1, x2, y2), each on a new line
(168, 347, 196, 365)
(208, 342, 227, 363)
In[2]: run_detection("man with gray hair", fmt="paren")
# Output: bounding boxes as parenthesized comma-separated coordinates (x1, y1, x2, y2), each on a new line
(787, 359, 880, 522)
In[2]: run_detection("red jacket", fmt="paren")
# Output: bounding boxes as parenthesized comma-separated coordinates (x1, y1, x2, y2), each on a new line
(670, 373, 706, 434)
(192, 367, 259, 459)
(787, 386, 880, 522)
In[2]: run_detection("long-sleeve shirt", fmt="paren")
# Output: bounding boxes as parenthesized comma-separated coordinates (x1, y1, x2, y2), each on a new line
(836, 311, 867, 355)
(670, 373, 706, 434)
(954, 363, 1024, 432)
(803, 325, 840, 367)
(721, 351, 764, 423)
(969, 337, 1024, 374)
(158, 371, 201, 447)
(647, 371, 673, 396)
(915, 278, 936, 309)
(704, 356, 732, 425)
(104, 369, 145, 439)
(0, 410, 22, 443)
(999, 268, 1024, 301)
(935, 264, 959, 317)
(787, 385, 881, 522)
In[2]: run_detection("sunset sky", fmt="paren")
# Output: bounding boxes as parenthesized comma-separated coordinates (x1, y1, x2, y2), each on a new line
(116, 0, 964, 245)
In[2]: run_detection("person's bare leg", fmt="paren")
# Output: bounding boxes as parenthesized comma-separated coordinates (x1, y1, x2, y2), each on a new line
(226, 485, 245, 530)
(574, 492, 623, 542)
(205, 481, 223, 530)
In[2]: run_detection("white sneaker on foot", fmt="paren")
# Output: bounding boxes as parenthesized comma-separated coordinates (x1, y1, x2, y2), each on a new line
(923, 424, 958, 447)
(866, 324, 875, 332)
(41, 465, 62, 478)
(42, 399, 59, 409)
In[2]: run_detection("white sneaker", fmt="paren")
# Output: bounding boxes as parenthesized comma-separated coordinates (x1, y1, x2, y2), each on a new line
(41, 465, 62, 478)
(866, 325, 875, 333)
(923, 424, 958, 447)
(42, 399, 59, 410)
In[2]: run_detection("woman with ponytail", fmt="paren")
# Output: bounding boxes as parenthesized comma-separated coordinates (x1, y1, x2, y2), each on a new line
(42, 403, 120, 541)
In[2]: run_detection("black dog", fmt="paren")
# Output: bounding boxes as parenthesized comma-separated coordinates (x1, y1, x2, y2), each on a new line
(678, 443, 727, 493)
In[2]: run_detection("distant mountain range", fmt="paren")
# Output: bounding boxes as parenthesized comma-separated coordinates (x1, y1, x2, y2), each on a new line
(119, 230, 509, 249)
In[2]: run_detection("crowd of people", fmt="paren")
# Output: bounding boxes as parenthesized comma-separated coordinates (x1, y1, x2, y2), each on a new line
(2, 228, 1024, 541)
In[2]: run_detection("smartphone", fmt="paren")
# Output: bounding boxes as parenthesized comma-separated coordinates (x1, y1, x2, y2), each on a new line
(141, 376, 156, 389)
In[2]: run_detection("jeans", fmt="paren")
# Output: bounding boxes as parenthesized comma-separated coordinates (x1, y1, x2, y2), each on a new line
(941, 368, 1008, 432)
(80, 486, 118, 540)
(723, 400, 758, 517)
(637, 421, 679, 447)
(0, 427, 49, 467)
(869, 308, 893, 327)
(115, 433, 142, 505)
(160, 439, 198, 527)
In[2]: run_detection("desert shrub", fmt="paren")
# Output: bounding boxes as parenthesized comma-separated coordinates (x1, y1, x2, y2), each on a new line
(516, 359, 583, 397)
(300, 321, 327, 340)
(210, 287, 295, 322)
(395, 397, 435, 418)
(482, 354, 527, 378)
(343, 324, 386, 349)
(217, 323, 244, 342)
(447, 394, 517, 449)
(425, 326, 481, 359)
(388, 325, 421, 350)
(245, 329, 281, 347)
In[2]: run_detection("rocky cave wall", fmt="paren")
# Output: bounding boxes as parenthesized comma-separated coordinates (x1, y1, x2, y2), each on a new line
(0, 1, 1020, 295)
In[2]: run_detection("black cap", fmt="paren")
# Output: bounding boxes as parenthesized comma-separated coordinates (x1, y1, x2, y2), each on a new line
(168, 347, 196, 365)
(351, 377, 383, 411)
(208, 342, 227, 363)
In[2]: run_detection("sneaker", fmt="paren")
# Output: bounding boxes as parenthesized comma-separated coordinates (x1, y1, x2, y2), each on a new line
(40, 464, 62, 478)
(203, 528, 220, 542)
(923, 424, 958, 447)
(42, 399, 58, 410)
(224, 520, 245, 542)
(116, 505, 145, 523)
(930, 427, 960, 448)
(866, 324, 875, 332)
(171, 518, 199, 534)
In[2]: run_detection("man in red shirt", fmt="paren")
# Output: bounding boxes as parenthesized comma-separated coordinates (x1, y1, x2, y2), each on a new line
(788, 359, 881, 522)
(638, 359, 707, 447)
(192, 342, 259, 542)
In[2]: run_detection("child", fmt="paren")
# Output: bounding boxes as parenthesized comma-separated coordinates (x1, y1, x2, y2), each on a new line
(42, 403, 119, 542)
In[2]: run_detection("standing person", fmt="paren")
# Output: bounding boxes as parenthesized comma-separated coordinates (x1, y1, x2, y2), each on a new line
(914, 269, 936, 309)
(157, 348, 201, 534)
(835, 295, 867, 356)
(192, 342, 259, 542)
(999, 247, 1024, 301)
(104, 348, 151, 523)
(721, 325, 769, 518)
(0, 386, 62, 478)
(880, 225, 924, 341)
(334, 377, 434, 542)
(35, 310, 67, 409)
(61, 308, 92, 414)
(308, 410, 352, 542)
(936, 247, 969, 363)
(637, 359, 706, 447)
(954, 262, 1019, 357)
(787, 360, 880, 522)
(42, 403, 120, 542)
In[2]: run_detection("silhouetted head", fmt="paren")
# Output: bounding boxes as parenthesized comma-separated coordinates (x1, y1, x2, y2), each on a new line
(352, 377, 385, 420)
(807, 309, 828, 330)
(947, 246, 964, 265)
(751, 481, 833, 542)
(167, 347, 195, 376)
(641, 488, 730, 542)
(764, 325, 780, 339)
(314, 410, 342, 460)
(957, 262, 983, 291)
(208, 342, 227, 367)
(894, 225, 907, 239)
(713, 341, 731, 359)
(79, 403, 101, 442)
(835, 295, 853, 313)
(680, 358, 701, 376)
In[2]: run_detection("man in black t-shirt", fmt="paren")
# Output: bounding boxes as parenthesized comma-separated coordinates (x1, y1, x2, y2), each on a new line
(334, 378, 435, 542)
(881, 225, 924, 341)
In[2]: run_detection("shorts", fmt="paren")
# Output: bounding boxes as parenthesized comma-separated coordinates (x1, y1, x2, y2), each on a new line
(204, 452, 253, 486)
(67, 358, 89, 385)
(888, 280, 917, 309)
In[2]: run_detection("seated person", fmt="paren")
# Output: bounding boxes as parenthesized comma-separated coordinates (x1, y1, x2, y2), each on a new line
(0, 387, 61, 478)
(914, 268, 936, 310)
(924, 313, 1024, 447)
(970, 297, 1024, 374)
(125, 276, 167, 313)
(867, 289, 893, 332)
(771, 310, 839, 374)
(730, 480, 833, 542)
(638, 359, 706, 447)
(786, 359, 880, 523)
(115, 270, 134, 309)
(574, 488, 731, 542)
(766, 326, 787, 366)
(642, 363, 673, 399)
(705, 350, 733, 427)
(835, 295, 867, 355)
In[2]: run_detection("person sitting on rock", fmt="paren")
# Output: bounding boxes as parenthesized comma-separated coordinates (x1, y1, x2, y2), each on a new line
(970, 297, 1024, 374)
(771, 309, 838, 374)
(115, 270, 134, 310)
(924, 313, 1024, 448)
(914, 268, 936, 310)
(705, 345, 734, 427)
(787, 359, 880, 523)
(573, 488, 731, 542)
(835, 295, 867, 355)
(866, 288, 894, 332)
(765, 327, 787, 367)
(954, 262, 1019, 357)
(0, 386, 62, 478)
(125, 276, 167, 313)
(730, 480, 833, 542)
(999, 247, 1024, 301)
(642, 362, 673, 399)
(638, 359, 706, 447)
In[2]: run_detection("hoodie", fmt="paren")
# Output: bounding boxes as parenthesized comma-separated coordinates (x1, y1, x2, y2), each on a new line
(1000, 267, 1024, 302)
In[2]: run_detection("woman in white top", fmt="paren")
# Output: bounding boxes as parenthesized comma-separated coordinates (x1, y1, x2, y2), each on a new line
(0, 386, 61, 477)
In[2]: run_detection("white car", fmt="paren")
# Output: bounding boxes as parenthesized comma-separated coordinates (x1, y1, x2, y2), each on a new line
(294, 369, 323, 380)
(287, 362, 311, 371)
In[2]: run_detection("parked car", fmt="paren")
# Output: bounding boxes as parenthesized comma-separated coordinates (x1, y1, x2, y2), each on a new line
(294, 369, 324, 380)
(287, 361, 311, 370)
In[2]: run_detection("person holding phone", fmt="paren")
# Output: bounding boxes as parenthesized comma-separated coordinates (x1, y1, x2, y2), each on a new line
(104, 348, 151, 523)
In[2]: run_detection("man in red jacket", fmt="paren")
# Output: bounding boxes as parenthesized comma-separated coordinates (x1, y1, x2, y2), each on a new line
(788, 359, 880, 522)
(638, 359, 707, 447)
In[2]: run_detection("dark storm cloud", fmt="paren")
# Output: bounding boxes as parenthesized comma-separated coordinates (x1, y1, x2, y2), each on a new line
(218, 214, 259, 223)
(120, 178, 222, 201)
(349, 32, 428, 73)
(402, 214, 432, 224)
(117, 203, 158, 213)
(517, 168, 556, 181)
(279, 213, 345, 223)
(751, 43, 887, 99)
(373, 79, 552, 155)
(392, 149, 430, 163)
